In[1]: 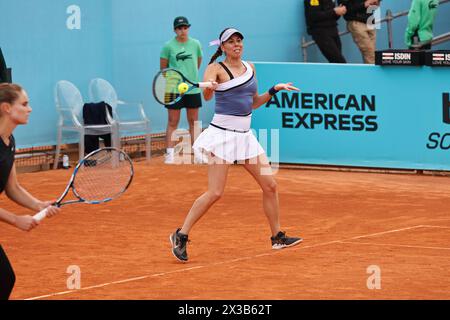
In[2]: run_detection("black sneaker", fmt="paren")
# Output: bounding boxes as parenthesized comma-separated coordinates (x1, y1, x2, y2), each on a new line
(271, 231, 303, 250)
(169, 228, 189, 262)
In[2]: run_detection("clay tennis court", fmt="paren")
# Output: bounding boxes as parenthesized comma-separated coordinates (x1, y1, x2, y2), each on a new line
(1, 157, 450, 300)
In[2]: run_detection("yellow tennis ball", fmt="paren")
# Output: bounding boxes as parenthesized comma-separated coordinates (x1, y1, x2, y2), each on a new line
(178, 82, 189, 94)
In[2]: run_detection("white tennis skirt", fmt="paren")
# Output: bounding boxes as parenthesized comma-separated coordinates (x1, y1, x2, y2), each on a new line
(193, 125, 265, 163)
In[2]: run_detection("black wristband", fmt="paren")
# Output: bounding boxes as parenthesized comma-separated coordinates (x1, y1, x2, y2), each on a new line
(268, 85, 279, 96)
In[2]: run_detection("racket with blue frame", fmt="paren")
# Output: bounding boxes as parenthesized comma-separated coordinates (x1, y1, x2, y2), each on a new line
(33, 147, 134, 222)
(152, 68, 212, 106)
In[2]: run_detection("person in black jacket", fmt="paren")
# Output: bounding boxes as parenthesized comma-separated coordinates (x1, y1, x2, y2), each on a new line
(304, 0, 347, 63)
(338, 0, 381, 64)
(0, 83, 60, 299)
(0, 48, 9, 83)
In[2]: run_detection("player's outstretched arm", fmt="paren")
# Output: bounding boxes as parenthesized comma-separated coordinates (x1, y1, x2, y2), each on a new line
(249, 62, 299, 110)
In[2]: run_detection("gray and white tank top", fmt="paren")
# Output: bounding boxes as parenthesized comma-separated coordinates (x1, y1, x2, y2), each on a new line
(214, 61, 257, 117)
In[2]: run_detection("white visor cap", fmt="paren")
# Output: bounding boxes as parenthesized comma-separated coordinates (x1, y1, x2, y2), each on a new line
(220, 28, 244, 43)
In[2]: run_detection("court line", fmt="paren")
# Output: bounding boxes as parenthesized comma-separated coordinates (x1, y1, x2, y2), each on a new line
(22, 224, 434, 300)
(341, 225, 426, 241)
(341, 241, 450, 251)
(25, 266, 205, 300)
(419, 225, 450, 229)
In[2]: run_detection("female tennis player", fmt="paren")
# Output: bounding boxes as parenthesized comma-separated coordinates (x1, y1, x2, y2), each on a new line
(170, 28, 303, 262)
(0, 83, 60, 299)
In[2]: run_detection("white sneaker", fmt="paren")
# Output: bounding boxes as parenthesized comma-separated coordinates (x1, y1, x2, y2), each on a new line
(164, 152, 175, 164)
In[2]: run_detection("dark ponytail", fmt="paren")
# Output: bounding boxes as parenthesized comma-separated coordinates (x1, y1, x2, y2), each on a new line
(208, 47, 223, 65)
(208, 28, 232, 65)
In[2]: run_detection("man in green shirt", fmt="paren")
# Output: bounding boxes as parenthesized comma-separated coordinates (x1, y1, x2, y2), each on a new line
(405, 0, 439, 49)
(160, 16, 203, 164)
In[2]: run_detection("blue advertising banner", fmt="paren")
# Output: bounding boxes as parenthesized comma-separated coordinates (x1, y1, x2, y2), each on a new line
(253, 62, 450, 171)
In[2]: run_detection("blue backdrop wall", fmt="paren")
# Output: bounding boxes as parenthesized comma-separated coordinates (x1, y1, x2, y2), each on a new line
(0, 0, 113, 147)
(109, 0, 305, 136)
(0, 0, 449, 151)
(253, 62, 450, 170)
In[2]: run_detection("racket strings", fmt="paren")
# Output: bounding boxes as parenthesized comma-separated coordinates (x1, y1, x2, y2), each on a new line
(154, 70, 184, 104)
(73, 150, 133, 202)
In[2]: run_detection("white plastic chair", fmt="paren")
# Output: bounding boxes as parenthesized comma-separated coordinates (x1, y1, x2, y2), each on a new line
(89, 78, 151, 161)
(53, 80, 119, 169)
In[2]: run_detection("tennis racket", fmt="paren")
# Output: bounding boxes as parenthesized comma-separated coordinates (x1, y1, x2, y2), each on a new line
(152, 68, 213, 106)
(33, 147, 134, 222)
